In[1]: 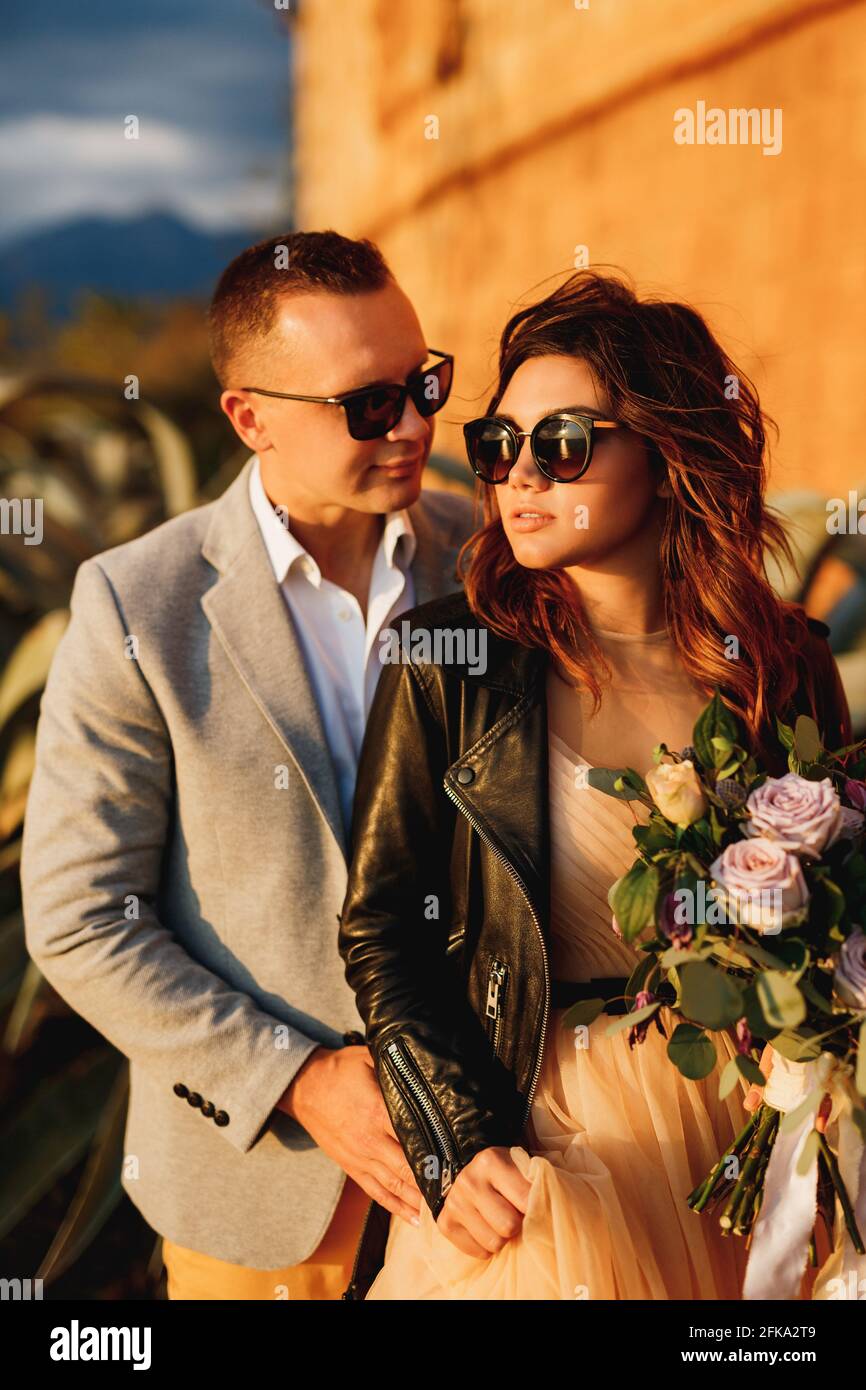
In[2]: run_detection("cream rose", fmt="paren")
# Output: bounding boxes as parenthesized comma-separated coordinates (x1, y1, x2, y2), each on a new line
(709, 837, 810, 933)
(645, 759, 707, 828)
(743, 773, 845, 858)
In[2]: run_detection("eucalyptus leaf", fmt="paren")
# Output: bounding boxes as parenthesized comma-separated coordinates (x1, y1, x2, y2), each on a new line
(795, 1127, 822, 1176)
(587, 767, 643, 801)
(770, 1029, 824, 1062)
(562, 998, 606, 1029)
(659, 946, 712, 968)
(603, 1001, 660, 1037)
(779, 1085, 824, 1135)
(719, 1056, 742, 1099)
(793, 714, 822, 763)
(609, 863, 660, 942)
(679, 960, 744, 1029)
(667, 1023, 717, 1080)
(757, 971, 807, 1030)
(736, 1053, 767, 1086)
(742, 983, 781, 1040)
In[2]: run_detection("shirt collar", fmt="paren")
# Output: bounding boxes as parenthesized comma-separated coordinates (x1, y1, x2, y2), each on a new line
(248, 454, 417, 588)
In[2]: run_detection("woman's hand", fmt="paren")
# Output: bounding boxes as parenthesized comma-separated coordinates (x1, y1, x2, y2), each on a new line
(436, 1146, 532, 1258)
(743, 1043, 775, 1112)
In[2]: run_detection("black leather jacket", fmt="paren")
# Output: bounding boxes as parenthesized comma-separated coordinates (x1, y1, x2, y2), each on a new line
(337, 589, 850, 1297)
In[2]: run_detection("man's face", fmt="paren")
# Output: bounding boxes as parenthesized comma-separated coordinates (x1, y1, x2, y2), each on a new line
(222, 281, 437, 517)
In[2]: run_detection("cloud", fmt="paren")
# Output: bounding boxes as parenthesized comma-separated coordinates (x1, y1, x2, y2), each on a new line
(0, 114, 285, 244)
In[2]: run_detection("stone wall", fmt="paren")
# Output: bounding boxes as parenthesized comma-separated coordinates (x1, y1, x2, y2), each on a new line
(295, 0, 865, 498)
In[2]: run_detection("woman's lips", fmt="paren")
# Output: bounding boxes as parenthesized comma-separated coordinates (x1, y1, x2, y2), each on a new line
(509, 511, 554, 533)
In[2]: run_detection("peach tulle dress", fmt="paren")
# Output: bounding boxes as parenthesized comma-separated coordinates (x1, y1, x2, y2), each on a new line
(365, 625, 754, 1300)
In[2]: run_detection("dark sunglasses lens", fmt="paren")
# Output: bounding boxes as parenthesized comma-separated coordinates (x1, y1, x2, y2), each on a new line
(409, 358, 453, 418)
(345, 386, 404, 439)
(464, 420, 514, 482)
(533, 415, 590, 480)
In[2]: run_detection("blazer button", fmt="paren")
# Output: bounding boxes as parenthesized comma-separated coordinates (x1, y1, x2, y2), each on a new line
(456, 767, 475, 785)
(173, 1083, 189, 1098)
(187, 1092, 203, 1108)
(214, 1110, 230, 1127)
(201, 1101, 215, 1118)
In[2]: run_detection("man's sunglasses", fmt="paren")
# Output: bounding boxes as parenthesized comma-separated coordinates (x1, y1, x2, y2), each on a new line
(463, 410, 621, 483)
(242, 349, 454, 441)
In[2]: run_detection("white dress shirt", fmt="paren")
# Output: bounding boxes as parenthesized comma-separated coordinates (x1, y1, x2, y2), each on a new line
(248, 454, 417, 837)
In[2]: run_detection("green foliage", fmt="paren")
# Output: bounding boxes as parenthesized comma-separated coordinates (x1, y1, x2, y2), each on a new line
(0, 374, 210, 1296)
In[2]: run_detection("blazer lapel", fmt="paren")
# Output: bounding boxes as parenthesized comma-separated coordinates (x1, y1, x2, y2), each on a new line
(201, 458, 348, 859)
(200, 462, 472, 864)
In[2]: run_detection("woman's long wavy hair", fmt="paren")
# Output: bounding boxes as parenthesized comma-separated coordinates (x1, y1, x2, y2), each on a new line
(456, 267, 814, 764)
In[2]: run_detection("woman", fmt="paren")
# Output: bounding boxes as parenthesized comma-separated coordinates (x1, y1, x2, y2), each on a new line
(337, 269, 852, 1300)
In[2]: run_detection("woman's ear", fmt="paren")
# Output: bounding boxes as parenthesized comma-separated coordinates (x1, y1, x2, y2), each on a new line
(648, 443, 672, 497)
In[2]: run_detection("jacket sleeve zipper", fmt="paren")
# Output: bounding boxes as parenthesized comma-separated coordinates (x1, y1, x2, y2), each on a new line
(443, 777, 550, 1124)
(485, 957, 508, 1057)
(382, 1036, 458, 1197)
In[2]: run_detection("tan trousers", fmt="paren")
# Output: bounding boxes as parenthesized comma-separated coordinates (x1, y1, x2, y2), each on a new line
(162, 1175, 370, 1300)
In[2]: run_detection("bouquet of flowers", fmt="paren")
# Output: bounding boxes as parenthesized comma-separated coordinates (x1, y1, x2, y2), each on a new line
(571, 689, 866, 1299)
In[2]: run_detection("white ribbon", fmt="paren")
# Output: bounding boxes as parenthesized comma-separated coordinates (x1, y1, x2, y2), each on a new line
(742, 1047, 866, 1301)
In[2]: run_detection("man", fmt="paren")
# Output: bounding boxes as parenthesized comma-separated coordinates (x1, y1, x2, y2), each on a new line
(21, 230, 476, 1299)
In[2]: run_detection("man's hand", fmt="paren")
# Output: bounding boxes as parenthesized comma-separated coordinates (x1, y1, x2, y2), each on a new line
(276, 1044, 423, 1224)
(436, 1146, 532, 1258)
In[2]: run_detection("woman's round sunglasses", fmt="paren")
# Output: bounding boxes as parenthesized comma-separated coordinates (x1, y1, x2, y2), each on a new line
(242, 349, 453, 441)
(463, 410, 621, 483)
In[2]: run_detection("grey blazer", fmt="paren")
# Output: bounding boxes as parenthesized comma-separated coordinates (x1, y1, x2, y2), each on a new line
(20, 455, 476, 1268)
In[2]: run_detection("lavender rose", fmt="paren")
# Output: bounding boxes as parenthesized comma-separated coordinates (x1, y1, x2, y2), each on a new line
(709, 837, 810, 933)
(743, 773, 844, 858)
(837, 805, 866, 840)
(834, 927, 866, 1009)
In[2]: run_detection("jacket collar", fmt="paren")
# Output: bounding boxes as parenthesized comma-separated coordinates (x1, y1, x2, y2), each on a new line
(436, 604, 830, 911)
(200, 457, 467, 861)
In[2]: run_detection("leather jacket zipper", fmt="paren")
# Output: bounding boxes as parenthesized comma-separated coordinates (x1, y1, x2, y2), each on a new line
(485, 958, 508, 1056)
(443, 779, 550, 1124)
(383, 1036, 458, 1196)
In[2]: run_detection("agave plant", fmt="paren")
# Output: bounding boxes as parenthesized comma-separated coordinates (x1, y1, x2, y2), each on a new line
(0, 373, 198, 1296)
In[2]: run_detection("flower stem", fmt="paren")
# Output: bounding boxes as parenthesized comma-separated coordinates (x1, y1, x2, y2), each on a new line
(720, 1106, 779, 1231)
(733, 1135, 773, 1236)
(816, 1131, 866, 1255)
(689, 1109, 760, 1211)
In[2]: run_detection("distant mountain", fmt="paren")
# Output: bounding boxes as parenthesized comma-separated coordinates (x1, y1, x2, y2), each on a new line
(0, 211, 277, 319)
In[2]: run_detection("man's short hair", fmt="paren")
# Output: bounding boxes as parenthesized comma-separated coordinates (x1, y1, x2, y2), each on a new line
(207, 229, 393, 387)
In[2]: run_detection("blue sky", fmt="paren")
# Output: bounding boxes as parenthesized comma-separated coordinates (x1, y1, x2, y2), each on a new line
(0, 0, 291, 246)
